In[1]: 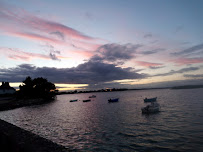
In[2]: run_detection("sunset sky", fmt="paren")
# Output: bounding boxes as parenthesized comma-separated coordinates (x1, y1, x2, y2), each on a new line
(0, 0, 203, 91)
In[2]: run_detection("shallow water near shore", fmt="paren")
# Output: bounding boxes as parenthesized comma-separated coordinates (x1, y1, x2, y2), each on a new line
(0, 88, 203, 151)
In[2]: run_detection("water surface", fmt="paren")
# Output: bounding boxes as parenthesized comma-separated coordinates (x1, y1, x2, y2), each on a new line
(0, 89, 203, 151)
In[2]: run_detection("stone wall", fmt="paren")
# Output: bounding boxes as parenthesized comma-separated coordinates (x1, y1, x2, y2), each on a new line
(0, 119, 69, 152)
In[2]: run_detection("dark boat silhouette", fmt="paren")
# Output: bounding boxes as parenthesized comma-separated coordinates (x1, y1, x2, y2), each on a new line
(108, 98, 119, 102)
(89, 95, 96, 98)
(144, 97, 157, 102)
(83, 99, 91, 102)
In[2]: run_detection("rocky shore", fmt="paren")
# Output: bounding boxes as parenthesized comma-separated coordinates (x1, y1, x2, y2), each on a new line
(0, 119, 69, 152)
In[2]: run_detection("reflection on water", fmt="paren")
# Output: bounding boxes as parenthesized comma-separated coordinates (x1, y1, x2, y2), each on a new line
(0, 89, 203, 151)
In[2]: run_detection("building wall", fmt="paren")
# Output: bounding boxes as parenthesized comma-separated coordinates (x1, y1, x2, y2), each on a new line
(0, 89, 15, 95)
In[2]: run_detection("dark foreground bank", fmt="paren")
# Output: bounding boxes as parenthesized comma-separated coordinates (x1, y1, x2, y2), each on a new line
(0, 119, 68, 152)
(0, 97, 55, 111)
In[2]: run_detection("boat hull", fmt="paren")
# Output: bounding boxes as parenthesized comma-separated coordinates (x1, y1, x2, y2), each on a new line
(83, 99, 91, 102)
(70, 99, 78, 102)
(89, 95, 96, 98)
(108, 98, 119, 102)
(144, 97, 157, 102)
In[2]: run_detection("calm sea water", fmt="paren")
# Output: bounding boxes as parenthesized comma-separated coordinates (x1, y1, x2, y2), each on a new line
(0, 89, 203, 151)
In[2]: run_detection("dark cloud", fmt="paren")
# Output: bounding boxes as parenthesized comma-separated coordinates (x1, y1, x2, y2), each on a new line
(153, 67, 199, 77)
(144, 33, 152, 38)
(149, 66, 165, 69)
(91, 43, 142, 62)
(18, 64, 35, 70)
(116, 61, 125, 65)
(44, 44, 60, 54)
(0, 62, 146, 84)
(50, 31, 65, 40)
(171, 43, 203, 56)
(43, 44, 61, 61)
(90, 55, 103, 62)
(184, 74, 203, 78)
(135, 78, 203, 89)
(87, 82, 131, 90)
(140, 48, 165, 55)
(49, 53, 60, 61)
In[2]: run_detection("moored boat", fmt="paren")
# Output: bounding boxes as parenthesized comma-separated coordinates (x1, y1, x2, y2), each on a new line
(108, 98, 119, 102)
(144, 97, 157, 102)
(83, 99, 91, 102)
(89, 95, 96, 98)
(141, 102, 160, 113)
(70, 99, 78, 102)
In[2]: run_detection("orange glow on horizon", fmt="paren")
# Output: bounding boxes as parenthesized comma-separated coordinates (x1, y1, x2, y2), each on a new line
(55, 83, 88, 91)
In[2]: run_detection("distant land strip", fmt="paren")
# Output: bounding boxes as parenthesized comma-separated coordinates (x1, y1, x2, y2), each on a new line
(57, 87, 170, 95)
(171, 85, 203, 89)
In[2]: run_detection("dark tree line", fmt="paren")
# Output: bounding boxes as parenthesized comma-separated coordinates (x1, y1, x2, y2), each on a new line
(18, 76, 57, 99)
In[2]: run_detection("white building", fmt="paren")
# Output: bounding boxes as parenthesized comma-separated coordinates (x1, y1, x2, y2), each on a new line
(0, 82, 16, 95)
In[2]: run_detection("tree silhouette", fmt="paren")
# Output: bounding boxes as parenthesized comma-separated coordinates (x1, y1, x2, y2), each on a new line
(18, 76, 57, 99)
(19, 76, 34, 97)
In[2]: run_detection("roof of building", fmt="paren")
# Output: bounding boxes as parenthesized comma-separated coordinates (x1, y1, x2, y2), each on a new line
(0, 82, 15, 90)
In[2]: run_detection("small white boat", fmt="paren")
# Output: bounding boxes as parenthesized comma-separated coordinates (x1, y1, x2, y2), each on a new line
(141, 102, 160, 113)
(70, 99, 78, 102)
(89, 95, 96, 98)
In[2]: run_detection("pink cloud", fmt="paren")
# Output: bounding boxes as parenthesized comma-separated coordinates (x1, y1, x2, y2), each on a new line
(71, 40, 101, 51)
(27, 16, 94, 41)
(0, 47, 68, 61)
(0, 4, 93, 41)
(135, 61, 163, 67)
(11, 31, 63, 44)
(172, 57, 203, 66)
(0, 3, 103, 52)
(72, 50, 94, 58)
(8, 54, 30, 61)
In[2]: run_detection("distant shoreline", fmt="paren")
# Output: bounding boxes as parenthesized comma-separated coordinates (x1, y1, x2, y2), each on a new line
(57, 87, 170, 95)
(171, 85, 203, 90)
(56, 84, 203, 95)
(0, 85, 202, 111)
